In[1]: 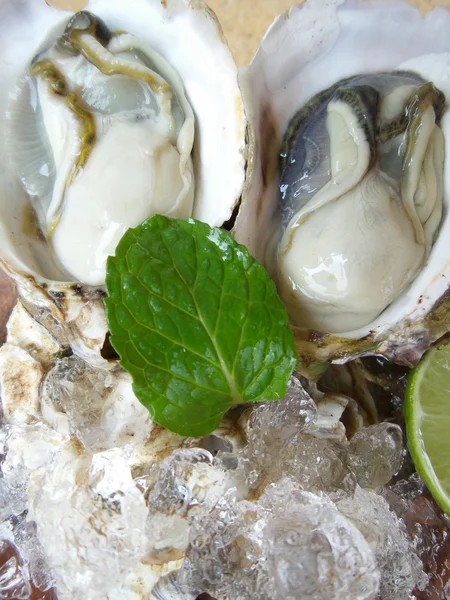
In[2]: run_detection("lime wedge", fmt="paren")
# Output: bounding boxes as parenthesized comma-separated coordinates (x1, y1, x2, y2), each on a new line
(405, 342, 450, 515)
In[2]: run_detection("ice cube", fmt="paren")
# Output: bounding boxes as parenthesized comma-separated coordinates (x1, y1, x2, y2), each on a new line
(41, 356, 151, 449)
(20, 522, 54, 592)
(0, 426, 41, 523)
(283, 435, 355, 499)
(261, 480, 379, 600)
(245, 376, 317, 460)
(247, 425, 355, 498)
(147, 448, 249, 563)
(27, 443, 148, 600)
(178, 479, 379, 600)
(0, 515, 54, 593)
(337, 486, 427, 599)
(347, 423, 404, 489)
(149, 449, 248, 516)
(41, 356, 109, 446)
(243, 377, 355, 497)
(178, 497, 269, 600)
(0, 554, 31, 600)
(0, 468, 27, 523)
(0, 424, 63, 595)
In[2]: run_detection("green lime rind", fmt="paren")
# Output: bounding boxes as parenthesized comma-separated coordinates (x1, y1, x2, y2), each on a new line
(405, 344, 450, 515)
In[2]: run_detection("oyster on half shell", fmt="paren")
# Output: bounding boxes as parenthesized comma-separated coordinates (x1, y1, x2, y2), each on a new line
(234, 0, 450, 372)
(0, 0, 246, 367)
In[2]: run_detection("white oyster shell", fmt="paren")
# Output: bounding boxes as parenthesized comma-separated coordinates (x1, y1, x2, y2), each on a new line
(234, 0, 450, 370)
(0, 0, 246, 368)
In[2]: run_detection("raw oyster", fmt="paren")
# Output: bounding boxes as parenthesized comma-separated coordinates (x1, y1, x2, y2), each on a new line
(234, 0, 450, 370)
(13, 9, 196, 286)
(278, 74, 444, 333)
(0, 0, 246, 367)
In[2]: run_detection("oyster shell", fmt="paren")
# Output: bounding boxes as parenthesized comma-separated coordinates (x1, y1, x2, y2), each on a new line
(234, 0, 450, 372)
(0, 0, 246, 367)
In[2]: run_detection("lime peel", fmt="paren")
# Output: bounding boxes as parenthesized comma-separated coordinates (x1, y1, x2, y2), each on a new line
(405, 343, 450, 515)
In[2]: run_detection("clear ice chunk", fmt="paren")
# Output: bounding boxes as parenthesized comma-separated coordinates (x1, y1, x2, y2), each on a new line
(244, 376, 355, 497)
(149, 448, 248, 516)
(0, 468, 28, 523)
(0, 425, 63, 593)
(178, 478, 379, 600)
(0, 516, 54, 593)
(337, 486, 427, 599)
(0, 555, 31, 600)
(178, 497, 269, 600)
(247, 422, 354, 497)
(347, 423, 404, 488)
(27, 444, 148, 600)
(42, 356, 151, 449)
(41, 356, 111, 446)
(245, 376, 317, 459)
(0, 426, 36, 523)
(282, 436, 355, 498)
(147, 448, 249, 562)
(262, 480, 379, 600)
(0, 422, 66, 527)
(17, 521, 54, 592)
(150, 449, 217, 515)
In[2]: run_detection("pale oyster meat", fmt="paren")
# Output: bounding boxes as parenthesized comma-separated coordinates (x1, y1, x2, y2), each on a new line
(10, 10, 196, 285)
(234, 0, 450, 368)
(0, 0, 246, 367)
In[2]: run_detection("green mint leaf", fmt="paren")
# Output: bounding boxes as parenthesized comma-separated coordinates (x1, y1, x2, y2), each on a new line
(104, 216, 297, 437)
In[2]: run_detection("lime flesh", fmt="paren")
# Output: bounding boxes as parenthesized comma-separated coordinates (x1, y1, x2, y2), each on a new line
(405, 342, 450, 515)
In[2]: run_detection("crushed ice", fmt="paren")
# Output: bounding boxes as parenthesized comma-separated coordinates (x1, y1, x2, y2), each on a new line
(0, 326, 438, 600)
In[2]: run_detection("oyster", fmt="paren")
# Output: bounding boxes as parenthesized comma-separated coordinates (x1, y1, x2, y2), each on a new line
(0, 0, 246, 366)
(235, 0, 450, 370)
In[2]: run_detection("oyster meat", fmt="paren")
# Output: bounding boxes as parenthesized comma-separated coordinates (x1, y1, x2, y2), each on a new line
(9, 10, 196, 285)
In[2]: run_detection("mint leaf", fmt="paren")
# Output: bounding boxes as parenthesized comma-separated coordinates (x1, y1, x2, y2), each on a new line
(105, 216, 297, 437)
